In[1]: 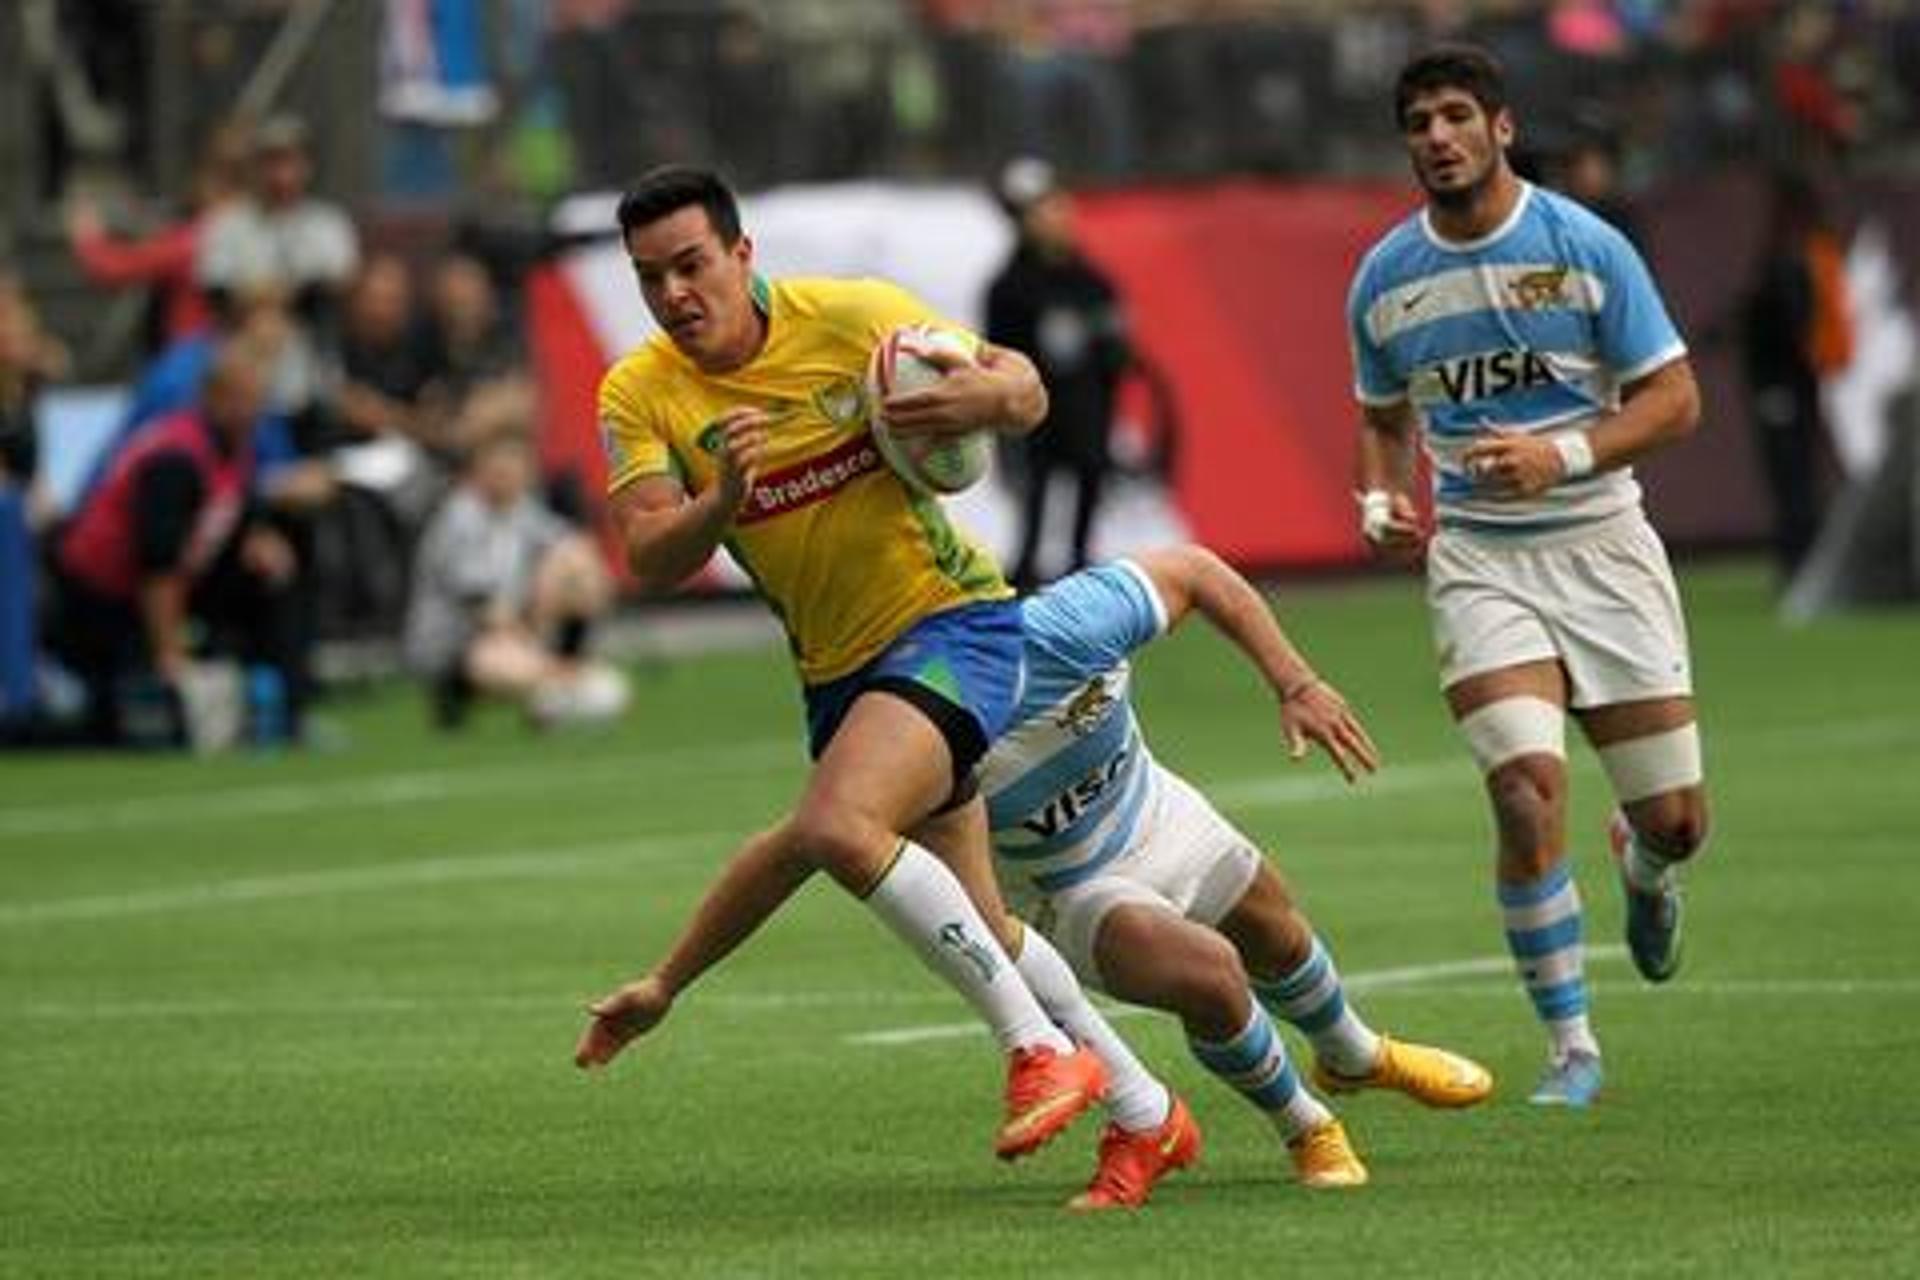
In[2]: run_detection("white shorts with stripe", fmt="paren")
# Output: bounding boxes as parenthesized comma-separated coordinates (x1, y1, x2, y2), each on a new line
(1426, 508, 1694, 710)
(1010, 764, 1262, 985)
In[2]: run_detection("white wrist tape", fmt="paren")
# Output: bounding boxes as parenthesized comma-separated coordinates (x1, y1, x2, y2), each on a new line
(1551, 431, 1595, 480)
(1358, 489, 1393, 543)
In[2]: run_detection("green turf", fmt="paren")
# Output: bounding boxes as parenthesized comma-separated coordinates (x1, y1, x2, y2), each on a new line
(3, 560, 1918, 1277)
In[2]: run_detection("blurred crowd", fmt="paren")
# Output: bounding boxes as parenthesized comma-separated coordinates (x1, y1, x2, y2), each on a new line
(2, 113, 626, 750)
(4, 0, 1915, 751)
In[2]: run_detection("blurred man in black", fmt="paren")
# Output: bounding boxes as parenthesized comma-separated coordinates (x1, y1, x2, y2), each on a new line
(986, 158, 1130, 590)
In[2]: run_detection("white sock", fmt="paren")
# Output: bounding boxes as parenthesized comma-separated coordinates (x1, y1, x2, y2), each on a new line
(863, 841, 1071, 1054)
(1014, 929, 1171, 1133)
(1549, 1015, 1601, 1064)
(1622, 830, 1678, 893)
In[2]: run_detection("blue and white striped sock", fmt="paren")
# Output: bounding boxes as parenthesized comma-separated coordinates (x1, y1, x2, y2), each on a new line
(1189, 1004, 1330, 1141)
(1499, 861, 1600, 1062)
(1253, 935, 1382, 1078)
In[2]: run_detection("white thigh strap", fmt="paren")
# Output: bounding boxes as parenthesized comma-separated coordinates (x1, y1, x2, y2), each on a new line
(1598, 724, 1703, 803)
(1457, 697, 1565, 773)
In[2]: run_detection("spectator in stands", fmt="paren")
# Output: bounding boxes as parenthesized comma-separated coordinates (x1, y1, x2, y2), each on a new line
(337, 252, 446, 452)
(986, 157, 1130, 590)
(0, 277, 70, 737)
(421, 251, 526, 464)
(47, 339, 305, 747)
(64, 119, 251, 351)
(195, 114, 359, 341)
(103, 285, 335, 515)
(403, 420, 626, 731)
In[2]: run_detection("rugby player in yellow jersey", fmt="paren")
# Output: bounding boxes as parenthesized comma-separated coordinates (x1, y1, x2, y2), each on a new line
(577, 165, 1118, 1161)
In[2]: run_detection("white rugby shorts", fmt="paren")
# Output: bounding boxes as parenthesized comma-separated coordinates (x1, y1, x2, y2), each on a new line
(1024, 766, 1262, 984)
(1426, 508, 1693, 709)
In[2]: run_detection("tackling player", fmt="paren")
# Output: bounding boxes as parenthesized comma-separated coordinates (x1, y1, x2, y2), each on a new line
(578, 545, 1494, 1210)
(1348, 46, 1710, 1106)
(588, 165, 1114, 1160)
(981, 546, 1493, 1207)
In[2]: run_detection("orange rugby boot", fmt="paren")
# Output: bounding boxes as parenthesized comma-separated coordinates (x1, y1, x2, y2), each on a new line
(1067, 1095, 1201, 1211)
(994, 1042, 1107, 1161)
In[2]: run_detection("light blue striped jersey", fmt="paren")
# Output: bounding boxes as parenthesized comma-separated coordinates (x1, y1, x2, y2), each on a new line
(981, 561, 1168, 897)
(1347, 181, 1687, 534)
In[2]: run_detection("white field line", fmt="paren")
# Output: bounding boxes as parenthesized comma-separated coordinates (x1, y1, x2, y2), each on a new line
(0, 831, 725, 926)
(10, 969, 1919, 1024)
(3, 712, 1913, 842)
(844, 947, 1630, 1047)
(0, 738, 798, 839)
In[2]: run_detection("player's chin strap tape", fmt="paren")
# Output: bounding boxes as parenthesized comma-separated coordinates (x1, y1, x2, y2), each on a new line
(1457, 697, 1566, 773)
(1597, 724, 1703, 803)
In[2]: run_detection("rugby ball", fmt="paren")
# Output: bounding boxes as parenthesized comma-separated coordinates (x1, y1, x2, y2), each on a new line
(866, 324, 995, 496)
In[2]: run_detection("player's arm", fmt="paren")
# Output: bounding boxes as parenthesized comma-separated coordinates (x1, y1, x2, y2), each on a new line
(575, 823, 816, 1068)
(1131, 544, 1380, 782)
(1572, 355, 1701, 471)
(609, 408, 769, 592)
(879, 341, 1048, 440)
(1460, 357, 1700, 499)
(1355, 397, 1426, 563)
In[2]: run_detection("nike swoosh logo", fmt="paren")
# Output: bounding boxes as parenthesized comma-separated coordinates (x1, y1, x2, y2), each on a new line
(1401, 290, 1430, 313)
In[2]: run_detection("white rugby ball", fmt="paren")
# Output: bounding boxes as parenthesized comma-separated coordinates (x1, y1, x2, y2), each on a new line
(866, 324, 995, 496)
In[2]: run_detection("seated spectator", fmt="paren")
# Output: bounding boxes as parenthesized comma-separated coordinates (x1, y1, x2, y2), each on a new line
(336, 251, 446, 456)
(97, 285, 336, 516)
(64, 119, 251, 351)
(47, 340, 305, 748)
(403, 422, 626, 731)
(422, 251, 526, 463)
(196, 114, 359, 340)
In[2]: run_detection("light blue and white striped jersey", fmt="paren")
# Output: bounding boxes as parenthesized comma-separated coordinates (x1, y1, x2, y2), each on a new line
(1347, 182, 1687, 534)
(982, 561, 1168, 897)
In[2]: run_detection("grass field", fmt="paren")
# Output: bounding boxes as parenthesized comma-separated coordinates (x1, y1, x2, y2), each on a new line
(4, 559, 1918, 1278)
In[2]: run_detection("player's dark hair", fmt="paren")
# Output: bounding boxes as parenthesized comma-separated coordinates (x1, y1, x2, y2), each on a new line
(616, 165, 743, 246)
(1394, 44, 1508, 129)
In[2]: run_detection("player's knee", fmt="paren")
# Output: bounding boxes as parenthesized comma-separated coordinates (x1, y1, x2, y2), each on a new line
(1486, 756, 1562, 832)
(1172, 931, 1251, 1036)
(786, 802, 886, 887)
(1630, 790, 1710, 862)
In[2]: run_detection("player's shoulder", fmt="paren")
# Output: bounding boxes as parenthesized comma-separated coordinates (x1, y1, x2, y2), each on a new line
(1352, 211, 1431, 297)
(1526, 185, 1636, 259)
(599, 337, 681, 414)
(781, 275, 930, 325)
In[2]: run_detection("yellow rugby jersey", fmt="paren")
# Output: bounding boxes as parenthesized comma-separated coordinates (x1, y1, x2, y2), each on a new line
(598, 275, 1009, 685)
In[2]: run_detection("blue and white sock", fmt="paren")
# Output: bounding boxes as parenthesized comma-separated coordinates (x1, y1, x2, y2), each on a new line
(1189, 1004, 1330, 1141)
(1499, 860, 1600, 1063)
(1253, 935, 1382, 1078)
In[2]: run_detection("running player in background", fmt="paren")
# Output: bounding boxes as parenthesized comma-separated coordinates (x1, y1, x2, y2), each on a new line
(983, 546, 1492, 1206)
(586, 165, 1115, 1161)
(1348, 45, 1709, 1106)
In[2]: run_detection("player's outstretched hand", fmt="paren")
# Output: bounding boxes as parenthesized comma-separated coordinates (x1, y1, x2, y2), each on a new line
(574, 973, 676, 1069)
(1280, 680, 1381, 783)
